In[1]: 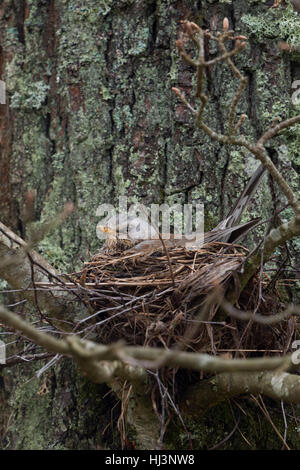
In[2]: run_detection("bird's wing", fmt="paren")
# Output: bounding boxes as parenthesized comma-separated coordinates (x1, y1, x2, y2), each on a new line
(104, 165, 266, 253)
(203, 218, 261, 245)
(125, 218, 261, 254)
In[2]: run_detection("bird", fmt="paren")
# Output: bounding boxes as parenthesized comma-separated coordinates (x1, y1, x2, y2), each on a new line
(97, 213, 157, 252)
(97, 164, 266, 254)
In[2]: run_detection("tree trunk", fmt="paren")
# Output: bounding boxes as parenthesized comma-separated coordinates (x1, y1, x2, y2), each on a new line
(0, 0, 299, 449)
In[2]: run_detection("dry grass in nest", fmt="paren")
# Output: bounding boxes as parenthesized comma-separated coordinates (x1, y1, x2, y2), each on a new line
(64, 240, 295, 442)
(71, 241, 290, 359)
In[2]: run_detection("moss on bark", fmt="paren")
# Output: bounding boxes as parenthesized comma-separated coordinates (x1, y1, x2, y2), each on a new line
(0, 0, 299, 449)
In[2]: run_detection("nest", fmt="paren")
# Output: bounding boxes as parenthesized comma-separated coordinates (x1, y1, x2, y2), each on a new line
(71, 241, 290, 357)
(62, 240, 296, 445)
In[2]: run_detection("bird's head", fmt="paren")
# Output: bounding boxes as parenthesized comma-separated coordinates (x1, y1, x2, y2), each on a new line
(96, 214, 157, 251)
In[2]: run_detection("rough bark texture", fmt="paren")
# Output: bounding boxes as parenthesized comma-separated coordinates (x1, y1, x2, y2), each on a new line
(0, 0, 299, 449)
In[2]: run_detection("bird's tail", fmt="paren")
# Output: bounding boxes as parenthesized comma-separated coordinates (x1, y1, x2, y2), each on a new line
(213, 164, 266, 243)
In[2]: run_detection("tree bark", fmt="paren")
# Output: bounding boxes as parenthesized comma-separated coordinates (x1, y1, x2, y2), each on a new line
(0, 0, 299, 450)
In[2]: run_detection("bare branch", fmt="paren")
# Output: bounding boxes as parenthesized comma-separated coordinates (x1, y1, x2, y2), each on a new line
(0, 220, 79, 330)
(221, 299, 300, 325)
(0, 304, 295, 385)
(0, 304, 70, 355)
(173, 20, 300, 294)
(181, 371, 300, 418)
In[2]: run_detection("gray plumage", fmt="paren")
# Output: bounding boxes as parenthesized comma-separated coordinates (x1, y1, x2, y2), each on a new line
(101, 164, 266, 253)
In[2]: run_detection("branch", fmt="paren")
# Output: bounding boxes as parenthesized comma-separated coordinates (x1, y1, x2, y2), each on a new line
(0, 221, 79, 330)
(173, 20, 300, 294)
(0, 304, 295, 384)
(238, 215, 300, 291)
(222, 299, 300, 325)
(0, 304, 70, 354)
(181, 371, 300, 418)
(174, 22, 299, 212)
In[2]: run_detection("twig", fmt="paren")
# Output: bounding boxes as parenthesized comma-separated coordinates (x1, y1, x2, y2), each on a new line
(222, 299, 300, 325)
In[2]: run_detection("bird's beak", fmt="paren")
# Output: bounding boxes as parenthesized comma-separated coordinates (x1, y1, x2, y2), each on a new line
(98, 226, 116, 235)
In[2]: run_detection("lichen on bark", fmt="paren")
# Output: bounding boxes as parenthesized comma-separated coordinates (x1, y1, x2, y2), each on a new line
(0, 0, 300, 449)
